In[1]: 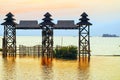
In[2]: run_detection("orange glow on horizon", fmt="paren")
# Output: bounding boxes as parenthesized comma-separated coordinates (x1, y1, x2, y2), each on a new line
(0, 0, 81, 14)
(0, 0, 120, 20)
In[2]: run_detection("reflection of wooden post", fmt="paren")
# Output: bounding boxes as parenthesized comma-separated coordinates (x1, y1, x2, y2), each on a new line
(78, 57, 90, 70)
(76, 12, 92, 61)
(41, 56, 52, 67)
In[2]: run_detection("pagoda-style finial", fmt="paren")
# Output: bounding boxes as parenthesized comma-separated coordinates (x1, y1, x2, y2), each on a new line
(1, 12, 16, 26)
(77, 12, 92, 26)
(6, 12, 14, 17)
(44, 12, 52, 17)
(40, 12, 55, 27)
(81, 12, 88, 17)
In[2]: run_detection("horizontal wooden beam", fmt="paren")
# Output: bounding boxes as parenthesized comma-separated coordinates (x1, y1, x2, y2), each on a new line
(16, 27, 78, 29)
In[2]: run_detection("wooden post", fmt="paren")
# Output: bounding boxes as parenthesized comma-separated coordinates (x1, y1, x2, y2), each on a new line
(40, 12, 55, 58)
(78, 27, 80, 61)
(76, 12, 92, 61)
(1, 12, 17, 57)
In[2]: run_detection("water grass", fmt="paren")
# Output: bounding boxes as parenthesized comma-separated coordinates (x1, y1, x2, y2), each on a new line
(0, 48, 2, 51)
(54, 45, 78, 59)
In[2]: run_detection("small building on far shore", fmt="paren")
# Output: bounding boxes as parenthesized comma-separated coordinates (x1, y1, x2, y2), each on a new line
(102, 34, 119, 37)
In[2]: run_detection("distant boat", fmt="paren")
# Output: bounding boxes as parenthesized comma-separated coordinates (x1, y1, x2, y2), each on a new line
(102, 34, 119, 37)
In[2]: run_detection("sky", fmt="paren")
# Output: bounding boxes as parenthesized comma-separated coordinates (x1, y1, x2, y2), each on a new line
(0, 0, 120, 36)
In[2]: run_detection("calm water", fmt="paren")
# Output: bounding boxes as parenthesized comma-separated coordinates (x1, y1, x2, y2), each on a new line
(0, 36, 120, 55)
(0, 36, 120, 80)
(0, 55, 120, 80)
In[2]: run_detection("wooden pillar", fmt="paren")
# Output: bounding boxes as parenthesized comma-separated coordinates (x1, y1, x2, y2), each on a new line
(2, 38, 6, 57)
(76, 12, 92, 61)
(40, 12, 55, 58)
(78, 27, 80, 60)
(1, 12, 17, 57)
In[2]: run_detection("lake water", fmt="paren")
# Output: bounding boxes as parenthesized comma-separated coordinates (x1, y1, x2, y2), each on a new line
(0, 36, 120, 55)
(0, 36, 120, 80)
(0, 55, 120, 80)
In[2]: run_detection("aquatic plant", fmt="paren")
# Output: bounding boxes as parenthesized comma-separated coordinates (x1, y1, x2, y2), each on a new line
(0, 48, 2, 51)
(54, 45, 77, 59)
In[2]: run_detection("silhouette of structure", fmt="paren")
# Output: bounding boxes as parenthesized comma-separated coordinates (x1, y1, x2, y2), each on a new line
(1, 12, 92, 60)
(40, 12, 55, 57)
(76, 12, 92, 60)
(1, 12, 17, 57)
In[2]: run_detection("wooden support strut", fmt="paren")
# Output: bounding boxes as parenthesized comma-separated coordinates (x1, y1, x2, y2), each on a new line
(42, 25, 53, 58)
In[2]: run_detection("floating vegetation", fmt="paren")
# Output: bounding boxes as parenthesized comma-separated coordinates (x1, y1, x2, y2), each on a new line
(54, 45, 78, 59)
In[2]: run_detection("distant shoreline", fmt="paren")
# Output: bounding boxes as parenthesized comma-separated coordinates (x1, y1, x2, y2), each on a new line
(102, 34, 119, 37)
(92, 55, 120, 57)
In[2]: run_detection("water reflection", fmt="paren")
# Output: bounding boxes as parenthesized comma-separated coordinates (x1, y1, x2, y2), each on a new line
(78, 57, 90, 68)
(78, 57, 90, 80)
(1, 55, 120, 80)
(41, 56, 53, 80)
(19, 54, 39, 58)
(2, 56, 16, 80)
(41, 56, 53, 67)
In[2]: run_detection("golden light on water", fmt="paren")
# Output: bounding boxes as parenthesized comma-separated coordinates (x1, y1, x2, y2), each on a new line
(0, 55, 120, 80)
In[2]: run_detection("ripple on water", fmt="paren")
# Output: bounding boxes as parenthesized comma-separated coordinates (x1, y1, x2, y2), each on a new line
(0, 56, 120, 80)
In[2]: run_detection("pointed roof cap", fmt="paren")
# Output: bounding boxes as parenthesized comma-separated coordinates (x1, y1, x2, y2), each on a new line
(81, 12, 88, 17)
(44, 12, 52, 17)
(40, 12, 55, 27)
(6, 12, 14, 17)
(1, 12, 17, 25)
(76, 12, 92, 26)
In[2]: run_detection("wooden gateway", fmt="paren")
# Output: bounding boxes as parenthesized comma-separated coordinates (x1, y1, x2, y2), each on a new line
(1, 12, 92, 59)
